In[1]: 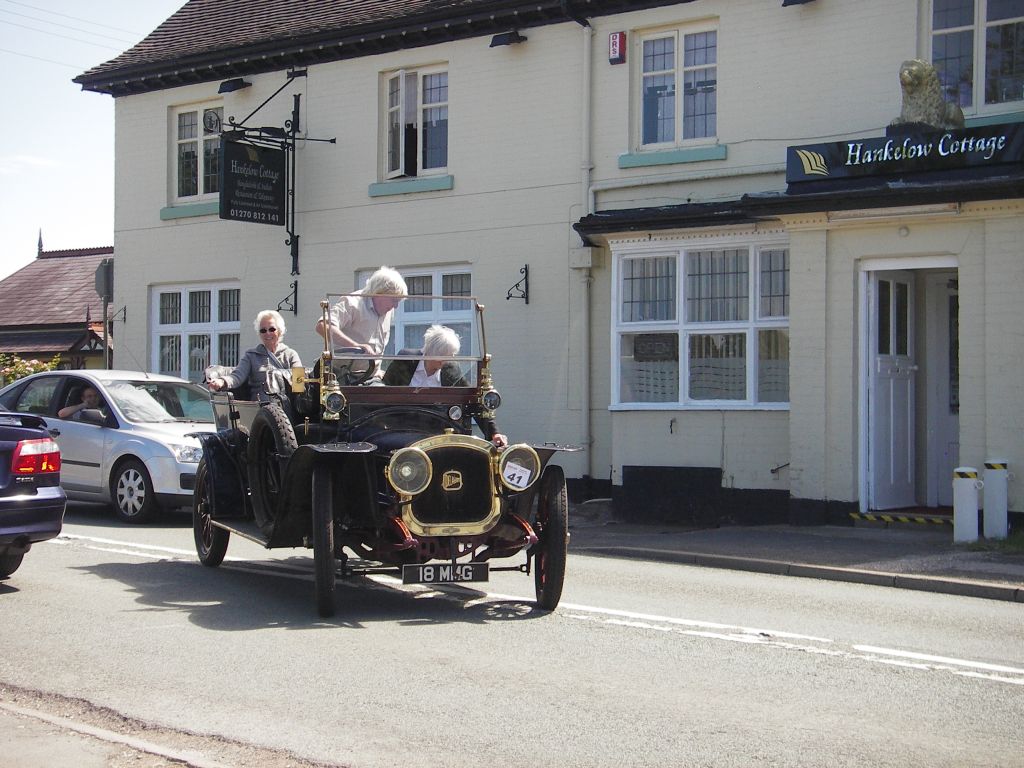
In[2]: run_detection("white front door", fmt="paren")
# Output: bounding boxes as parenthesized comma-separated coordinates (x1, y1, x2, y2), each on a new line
(869, 271, 916, 509)
(925, 274, 959, 506)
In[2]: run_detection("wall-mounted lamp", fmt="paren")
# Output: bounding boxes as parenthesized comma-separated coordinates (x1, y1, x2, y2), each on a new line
(489, 30, 527, 47)
(218, 77, 252, 93)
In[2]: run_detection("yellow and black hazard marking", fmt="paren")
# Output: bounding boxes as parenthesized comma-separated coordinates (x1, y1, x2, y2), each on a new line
(984, 462, 1008, 471)
(849, 512, 952, 526)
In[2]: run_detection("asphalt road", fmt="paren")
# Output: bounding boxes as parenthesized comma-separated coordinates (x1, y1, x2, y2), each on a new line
(2, 504, 1022, 768)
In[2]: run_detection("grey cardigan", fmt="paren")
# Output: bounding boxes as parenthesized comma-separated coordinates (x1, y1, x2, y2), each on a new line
(222, 343, 301, 397)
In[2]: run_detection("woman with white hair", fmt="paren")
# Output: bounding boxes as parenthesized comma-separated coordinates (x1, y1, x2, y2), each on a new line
(208, 309, 302, 399)
(383, 324, 508, 447)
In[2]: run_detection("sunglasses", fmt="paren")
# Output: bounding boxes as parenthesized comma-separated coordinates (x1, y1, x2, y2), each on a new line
(259, 327, 278, 334)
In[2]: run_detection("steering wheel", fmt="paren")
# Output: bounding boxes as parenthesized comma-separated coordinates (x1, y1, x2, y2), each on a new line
(331, 347, 378, 386)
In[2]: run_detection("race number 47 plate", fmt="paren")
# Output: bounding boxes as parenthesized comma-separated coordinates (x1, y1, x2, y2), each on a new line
(402, 562, 489, 585)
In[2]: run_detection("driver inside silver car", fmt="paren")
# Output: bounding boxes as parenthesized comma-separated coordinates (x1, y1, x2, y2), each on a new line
(58, 386, 106, 421)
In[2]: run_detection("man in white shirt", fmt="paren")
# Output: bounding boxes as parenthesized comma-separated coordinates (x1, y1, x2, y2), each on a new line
(314, 266, 408, 382)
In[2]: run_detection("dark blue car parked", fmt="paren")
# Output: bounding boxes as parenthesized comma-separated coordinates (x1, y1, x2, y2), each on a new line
(0, 411, 65, 577)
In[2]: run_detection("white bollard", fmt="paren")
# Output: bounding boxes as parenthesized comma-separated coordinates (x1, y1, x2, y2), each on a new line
(983, 459, 1009, 540)
(952, 467, 982, 544)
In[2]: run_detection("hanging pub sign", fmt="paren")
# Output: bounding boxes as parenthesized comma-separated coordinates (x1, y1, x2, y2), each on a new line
(787, 123, 1024, 185)
(219, 139, 286, 226)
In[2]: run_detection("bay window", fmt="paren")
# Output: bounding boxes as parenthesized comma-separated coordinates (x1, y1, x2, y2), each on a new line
(614, 241, 789, 408)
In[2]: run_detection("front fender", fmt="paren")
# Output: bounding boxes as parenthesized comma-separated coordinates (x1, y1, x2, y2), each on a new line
(267, 442, 376, 548)
(196, 430, 250, 519)
(514, 443, 581, 519)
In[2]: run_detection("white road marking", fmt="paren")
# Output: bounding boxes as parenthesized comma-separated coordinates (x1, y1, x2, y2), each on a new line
(853, 645, 1024, 675)
(58, 533, 196, 557)
(53, 533, 1024, 686)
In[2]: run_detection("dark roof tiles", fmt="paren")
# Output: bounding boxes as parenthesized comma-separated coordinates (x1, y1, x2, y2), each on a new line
(0, 249, 112, 327)
(78, 0, 514, 80)
(0, 329, 99, 355)
(75, 1, 688, 94)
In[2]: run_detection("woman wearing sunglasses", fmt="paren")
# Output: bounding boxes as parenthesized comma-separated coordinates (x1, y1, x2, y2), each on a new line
(207, 309, 302, 400)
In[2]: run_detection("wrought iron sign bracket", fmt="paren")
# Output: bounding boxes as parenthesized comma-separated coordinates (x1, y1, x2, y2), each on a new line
(221, 69, 335, 283)
(506, 264, 529, 304)
(277, 280, 298, 316)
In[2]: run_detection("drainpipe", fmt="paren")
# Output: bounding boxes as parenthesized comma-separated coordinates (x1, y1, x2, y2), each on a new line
(577, 20, 594, 487)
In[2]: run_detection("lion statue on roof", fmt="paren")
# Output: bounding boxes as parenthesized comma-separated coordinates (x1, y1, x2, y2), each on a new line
(890, 58, 965, 130)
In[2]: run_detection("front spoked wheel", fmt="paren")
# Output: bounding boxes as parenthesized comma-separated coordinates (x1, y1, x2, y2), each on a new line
(193, 459, 229, 566)
(312, 469, 336, 618)
(532, 465, 568, 611)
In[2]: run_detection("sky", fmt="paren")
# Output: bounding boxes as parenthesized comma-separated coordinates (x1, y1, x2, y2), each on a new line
(0, 0, 186, 281)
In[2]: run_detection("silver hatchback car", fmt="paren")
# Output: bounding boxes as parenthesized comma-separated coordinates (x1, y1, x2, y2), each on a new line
(0, 370, 215, 523)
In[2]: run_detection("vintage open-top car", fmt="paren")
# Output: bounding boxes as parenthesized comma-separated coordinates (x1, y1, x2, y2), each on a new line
(193, 293, 577, 616)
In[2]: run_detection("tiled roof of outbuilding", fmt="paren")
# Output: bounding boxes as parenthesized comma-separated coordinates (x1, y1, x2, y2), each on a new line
(75, 0, 690, 95)
(0, 329, 101, 355)
(0, 248, 112, 327)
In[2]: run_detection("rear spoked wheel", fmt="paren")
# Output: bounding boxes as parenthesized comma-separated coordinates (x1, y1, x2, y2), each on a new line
(247, 403, 297, 533)
(532, 465, 568, 610)
(193, 458, 229, 566)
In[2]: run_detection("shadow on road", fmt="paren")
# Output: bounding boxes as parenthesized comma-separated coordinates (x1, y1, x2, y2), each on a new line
(72, 555, 546, 632)
(64, 501, 192, 529)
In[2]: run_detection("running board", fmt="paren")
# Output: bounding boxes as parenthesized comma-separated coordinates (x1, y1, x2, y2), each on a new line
(210, 519, 273, 546)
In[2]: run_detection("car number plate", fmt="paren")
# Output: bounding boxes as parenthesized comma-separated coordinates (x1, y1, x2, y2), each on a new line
(402, 562, 489, 585)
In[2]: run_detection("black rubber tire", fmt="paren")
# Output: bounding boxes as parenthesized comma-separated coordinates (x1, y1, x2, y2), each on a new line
(247, 403, 297, 531)
(111, 458, 159, 524)
(193, 459, 229, 567)
(312, 469, 336, 618)
(533, 465, 568, 611)
(0, 552, 24, 578)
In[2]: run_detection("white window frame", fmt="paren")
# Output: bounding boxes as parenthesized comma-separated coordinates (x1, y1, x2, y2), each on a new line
(611, 235, 789, 410)
(931, 0, 1024, 115)
(636, 23, 718, 150)
(382, 65, 449, 179)
(150, 283, 241, 381)
(171, 101, 223, 203)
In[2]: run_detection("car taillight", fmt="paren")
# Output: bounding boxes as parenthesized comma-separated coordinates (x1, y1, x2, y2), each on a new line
(12, 438, 61, 474)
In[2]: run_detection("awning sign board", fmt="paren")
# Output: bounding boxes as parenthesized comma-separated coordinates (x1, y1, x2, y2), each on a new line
(787, 123, 1024, 184)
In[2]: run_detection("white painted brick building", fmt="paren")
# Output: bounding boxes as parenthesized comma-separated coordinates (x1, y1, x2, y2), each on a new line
(76, 0, 1024, 525)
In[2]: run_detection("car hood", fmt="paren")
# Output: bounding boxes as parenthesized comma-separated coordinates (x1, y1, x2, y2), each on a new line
(123, 420, 217, 444)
